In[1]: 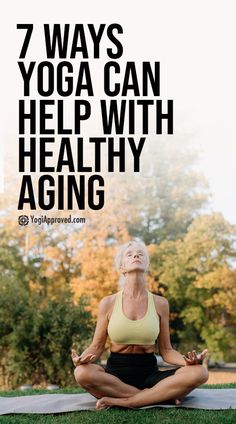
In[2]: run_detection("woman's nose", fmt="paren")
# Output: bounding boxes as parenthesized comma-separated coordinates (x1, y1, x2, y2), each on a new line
(133, 252, 139, 258)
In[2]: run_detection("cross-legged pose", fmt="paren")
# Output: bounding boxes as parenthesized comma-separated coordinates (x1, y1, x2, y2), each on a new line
(71, 240, 208, 409)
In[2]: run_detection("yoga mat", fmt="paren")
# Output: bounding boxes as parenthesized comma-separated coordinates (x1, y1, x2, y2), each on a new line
(0, 389, 236, 414)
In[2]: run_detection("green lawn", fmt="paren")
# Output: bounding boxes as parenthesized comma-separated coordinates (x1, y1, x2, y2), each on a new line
(0, 384, 236, 424)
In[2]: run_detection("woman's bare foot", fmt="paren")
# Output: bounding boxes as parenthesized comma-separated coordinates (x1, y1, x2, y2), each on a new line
(96, 396, 126, 409)
(96, 397, 109, 410)
(96, 389, 149, 410)
(96, 396, 128, 409)
(96, 395, 184, 410)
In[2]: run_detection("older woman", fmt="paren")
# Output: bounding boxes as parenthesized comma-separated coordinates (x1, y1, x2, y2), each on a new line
(71, 240, 208, 409)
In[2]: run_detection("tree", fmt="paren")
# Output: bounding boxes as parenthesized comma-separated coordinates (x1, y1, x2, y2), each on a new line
(124, 138, 209, 243)
(4, 295, 93, 388)
(149, 213, 236, 360)
(0, 233, 94, 388)
(70, 203, 130, 314)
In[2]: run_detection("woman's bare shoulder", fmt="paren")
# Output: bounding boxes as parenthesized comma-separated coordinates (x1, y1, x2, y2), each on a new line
(152, 293, 169, 315)
(99, 293, 118, 313)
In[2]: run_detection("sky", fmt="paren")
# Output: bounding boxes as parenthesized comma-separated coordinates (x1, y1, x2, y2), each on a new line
(1, 0, 236, 223)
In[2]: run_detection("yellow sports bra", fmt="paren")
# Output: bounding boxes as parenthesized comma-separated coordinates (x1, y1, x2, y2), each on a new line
(107, 290, 160, 345)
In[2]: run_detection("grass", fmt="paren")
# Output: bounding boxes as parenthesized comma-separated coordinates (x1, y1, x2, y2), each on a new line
(0, 384, 236, 424)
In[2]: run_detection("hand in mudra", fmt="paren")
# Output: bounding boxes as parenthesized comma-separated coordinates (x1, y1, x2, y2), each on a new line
(71, 349, 95, 367)
(183, 349, 208, 365)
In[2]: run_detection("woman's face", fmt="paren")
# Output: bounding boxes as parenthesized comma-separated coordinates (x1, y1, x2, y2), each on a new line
(120, 243, 149, 274)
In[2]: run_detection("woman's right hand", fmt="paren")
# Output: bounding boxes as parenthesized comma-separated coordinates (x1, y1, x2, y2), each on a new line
(183, 349, 208, 365)
(71, 349, 96, 367)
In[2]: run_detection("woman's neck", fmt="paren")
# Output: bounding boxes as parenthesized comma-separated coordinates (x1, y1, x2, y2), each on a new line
(123, 272, 147, 298)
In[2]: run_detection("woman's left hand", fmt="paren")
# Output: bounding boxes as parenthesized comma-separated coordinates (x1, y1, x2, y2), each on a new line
(183, 349, 208, 365)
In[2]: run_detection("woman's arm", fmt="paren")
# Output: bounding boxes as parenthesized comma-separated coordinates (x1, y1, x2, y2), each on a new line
(156, 296, 186, 366)
(155, 296, 208, 366)
(72, 296, 113, 365)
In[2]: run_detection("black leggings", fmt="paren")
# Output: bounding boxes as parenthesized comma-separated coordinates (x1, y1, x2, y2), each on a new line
(105, 352, 180, 390)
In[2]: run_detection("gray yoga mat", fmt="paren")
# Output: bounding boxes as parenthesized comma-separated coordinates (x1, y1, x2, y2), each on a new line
(0, 389, 236, 414)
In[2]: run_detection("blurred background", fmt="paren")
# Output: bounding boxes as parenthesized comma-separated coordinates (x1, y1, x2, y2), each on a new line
(0, 0, 236, 389)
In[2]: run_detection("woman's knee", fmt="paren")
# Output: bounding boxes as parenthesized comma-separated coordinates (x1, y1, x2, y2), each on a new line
(189, 365, 209, 386)
(74, 364, 103, 387)
(177, 364, 209, 388)
(74, 365, 92, 386)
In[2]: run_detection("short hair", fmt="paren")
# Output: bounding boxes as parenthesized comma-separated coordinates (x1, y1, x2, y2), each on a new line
(115, 240, 150, 273)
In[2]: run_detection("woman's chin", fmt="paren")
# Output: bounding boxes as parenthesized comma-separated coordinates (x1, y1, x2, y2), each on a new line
(128, 266, 146, 273)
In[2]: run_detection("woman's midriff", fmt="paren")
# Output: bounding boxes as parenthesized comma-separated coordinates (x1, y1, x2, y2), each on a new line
(110, 343, 155, 354)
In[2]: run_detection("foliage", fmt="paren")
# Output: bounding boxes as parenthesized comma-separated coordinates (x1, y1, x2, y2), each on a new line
(5, 295, 93, 388)
(124, 139, 209, 244)
(0, 138, 236, 376)
(0, 238, 93, 388)
(150, 213, 236, 360)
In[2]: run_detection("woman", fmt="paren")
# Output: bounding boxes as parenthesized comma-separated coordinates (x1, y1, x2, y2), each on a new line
(71, 240, 208, 409)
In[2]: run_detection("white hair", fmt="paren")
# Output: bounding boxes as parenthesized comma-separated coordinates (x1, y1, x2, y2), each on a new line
(115, 240, 150, 287)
